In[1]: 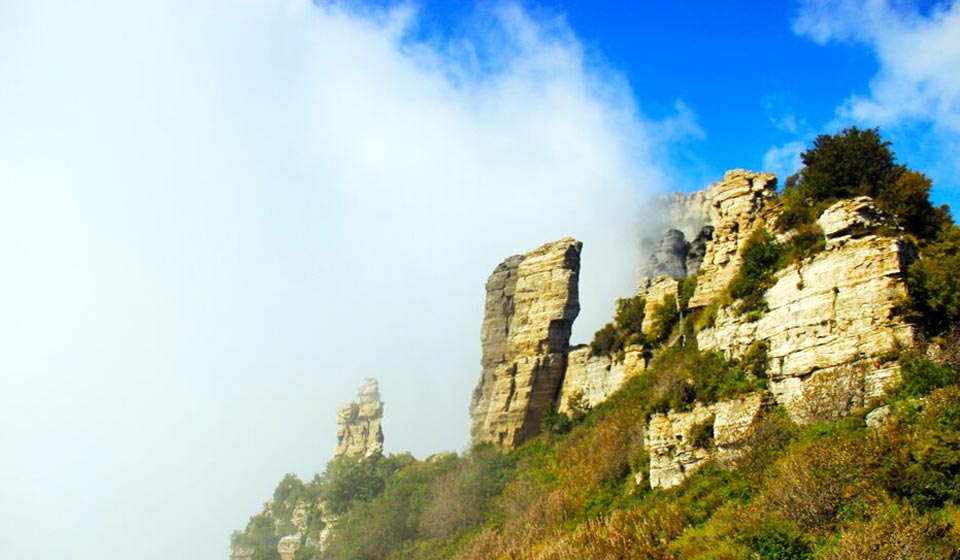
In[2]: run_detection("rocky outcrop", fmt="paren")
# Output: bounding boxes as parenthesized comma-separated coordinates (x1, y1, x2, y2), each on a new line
(470, 238, 582, 448)
(686, 225, 713, 277)
(647, 392, 772, 488)
(334, 378, 384, 459)
(277, 535, 302, 560)
(640, 276, 679, 335)
(697, 198, 915, 422)
(688, 170, 778, 308)
(642, 229, 690, 279)
(229, 547, 254, 560)
(558, 346, 646, 412)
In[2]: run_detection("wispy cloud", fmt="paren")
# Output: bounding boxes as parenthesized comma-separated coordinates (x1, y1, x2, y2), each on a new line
(0, 2, 697, 559)
(784, 0, 960, 201)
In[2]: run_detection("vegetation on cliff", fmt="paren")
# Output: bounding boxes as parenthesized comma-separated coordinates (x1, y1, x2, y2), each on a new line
(233, 128, 960, 559)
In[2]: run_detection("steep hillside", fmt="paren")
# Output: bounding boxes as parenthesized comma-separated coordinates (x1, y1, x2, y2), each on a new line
(230, 129, 960, 560)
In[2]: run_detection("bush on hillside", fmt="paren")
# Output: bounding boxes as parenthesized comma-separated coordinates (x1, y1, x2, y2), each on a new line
(907, 224, 960, 334)
(727, 229, 785, 316)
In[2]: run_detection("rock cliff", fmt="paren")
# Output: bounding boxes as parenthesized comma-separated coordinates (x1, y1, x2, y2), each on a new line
(688, 170, 779, 308)
(698, 198, 915, 422)
(334, 378, 384, 459)
(470, 238, 582, 448)
(647, 392, 772, 488)
(558, 345, 646, 412)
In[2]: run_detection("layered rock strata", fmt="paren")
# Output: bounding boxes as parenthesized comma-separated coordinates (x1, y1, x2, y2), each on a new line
(697, 198, 915, 422)
(688, 170, 778, 308)
(558, 345, 646, 412)
(470, 238, 582, 448)
(640, 276, 680, 335)
(334, 378, 384, 459)
(647, 392, 772, 488)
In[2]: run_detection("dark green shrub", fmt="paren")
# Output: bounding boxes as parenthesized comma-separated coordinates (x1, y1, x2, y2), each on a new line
(744, 517, 813, 560)
(689, 415, 715, 449)
(894, 358, 958, 399)
(727, 228, 785, 316)
(589, 323, 618, 356)
(589, 294, 647, 357)
(907, 224, 960, 334)
(648, 294, 679, 344)
(740, 340, 770, 379)
(784, 223, 826, 264)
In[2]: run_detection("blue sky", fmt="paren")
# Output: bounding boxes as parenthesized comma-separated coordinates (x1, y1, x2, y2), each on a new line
(1, 2, 959, 560)
(390, 0, 959, 207)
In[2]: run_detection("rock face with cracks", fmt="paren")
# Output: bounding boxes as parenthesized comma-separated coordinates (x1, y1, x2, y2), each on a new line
(697, 198, 915, 422)
(558, 345, 646, 413)
(647, 392, 773, 488)
(688, 169, 779, 308)
(470, 238, 582, 448)
(334, 378, 384, 459)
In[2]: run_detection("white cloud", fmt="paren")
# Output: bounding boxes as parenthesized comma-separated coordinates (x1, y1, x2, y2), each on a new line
(762, 139, 809, 182)
(796, 0, 960, 130)
(0, 2, 694, 560)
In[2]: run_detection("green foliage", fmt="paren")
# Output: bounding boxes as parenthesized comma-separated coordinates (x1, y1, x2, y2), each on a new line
(784, 222, 826, 264)
(319, 456, 386, 515)
(743, 517, 812, 560)
(647, 294, 679, 343)
(727, 228, 785, 316)
(688, 415, 715, 449)
(894, 358, 959, 399)
(633, 345, 765, 414)
(589, 294, 647, 356)
(740, 340, 770, 379)
(878, 170, 951, 242)
(541, 400, 572, 435)
(907, 223, 960, 334)
(777, 127, 949, 242)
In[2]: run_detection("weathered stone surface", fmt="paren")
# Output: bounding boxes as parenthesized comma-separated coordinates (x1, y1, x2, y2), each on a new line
(647, 392, 771, 488)
(818, 196, 893, 243)
(697, 200, 915, 422)
(688, 170, 778, 308)
(334, 378, 384, 459)
(277, 535, 302, 560)
(229, 546, 254, 560)
(686, 225, 714, 277)
(470, 238, 582, 448)
(642, 229, 690, 279)
(640, 276, 680, 335)
(558, 345, 646, 412)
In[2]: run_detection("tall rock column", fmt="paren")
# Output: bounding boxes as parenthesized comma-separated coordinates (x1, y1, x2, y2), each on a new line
(469, 238, 582, 448)
(688, 169, 778, 308)
(334, 378, 384, 459)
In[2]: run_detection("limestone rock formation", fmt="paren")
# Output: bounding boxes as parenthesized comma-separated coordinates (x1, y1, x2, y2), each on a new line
(697, 198, 915, 422)
(640, 276, 680, 335)
(558, 345, 646, 412)
(688, 170, 778, 308)
(277, 535, 302, 560)
(647, 392, 771, 488)
(334, 378, 384, 459)
(686, 225, 714, 277)
(470, 238, 582, 448)
(642, 229, 690, 279)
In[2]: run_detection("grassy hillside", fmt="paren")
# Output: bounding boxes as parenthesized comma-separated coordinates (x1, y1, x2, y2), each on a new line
(233, 128, 960, 559)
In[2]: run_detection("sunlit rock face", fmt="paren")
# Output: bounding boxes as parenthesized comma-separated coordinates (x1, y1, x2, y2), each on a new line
(647, 392, 772, 488)
(688, 169, 779, 308)
(697, 198, 916, 423)
(334, 378, 384, 459)
(558, 345, 646, 413)
(469, 238, 582, 449)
